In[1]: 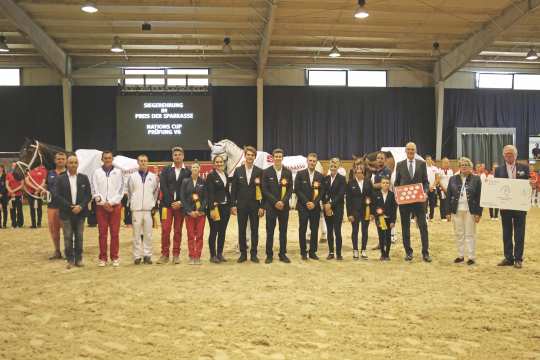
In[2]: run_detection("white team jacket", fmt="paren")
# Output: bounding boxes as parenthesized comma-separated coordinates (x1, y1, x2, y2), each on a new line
(127, 171, 159, 211)
(91, 167, 125, 206)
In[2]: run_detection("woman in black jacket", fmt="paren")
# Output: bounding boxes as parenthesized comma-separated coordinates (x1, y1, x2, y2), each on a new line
(446, 157, 483, 265)
(323, 158, 346, 260)
(205, 155, 231, 263)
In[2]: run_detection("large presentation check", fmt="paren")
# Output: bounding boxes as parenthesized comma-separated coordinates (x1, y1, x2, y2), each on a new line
(480, 178, 532, 211)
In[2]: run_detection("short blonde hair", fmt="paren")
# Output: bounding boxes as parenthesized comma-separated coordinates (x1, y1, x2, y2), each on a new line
(459, 157, 473, 168)
(329, 157, 341, 167)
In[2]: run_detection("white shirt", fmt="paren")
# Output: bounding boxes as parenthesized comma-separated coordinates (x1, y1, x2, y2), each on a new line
(407, 158, 416, 177)
(479, 172, 487, 182)
(438, 168, 453, 188)
(308, 170, 315, 185)
(356, 179, 364, 191)
(274, 166, 282, 181)
(330, 174, 336, 186)
(68, 173, 78, 205)
(457, 176, 469, 212)
(217, 170, 227, 185)
(382, 190, 388, 203)
(505, 163, 516, 179)
(245, 165, 253, 184)
(427, 165, 438, 186)
(173, 165, 184, 200)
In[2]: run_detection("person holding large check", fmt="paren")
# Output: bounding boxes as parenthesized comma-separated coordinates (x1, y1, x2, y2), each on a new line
(494, 145, 533, 269)
(394, 142, 431, 262)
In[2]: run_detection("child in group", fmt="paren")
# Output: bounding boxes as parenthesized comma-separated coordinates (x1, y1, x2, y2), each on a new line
(371, 177, 397, 260)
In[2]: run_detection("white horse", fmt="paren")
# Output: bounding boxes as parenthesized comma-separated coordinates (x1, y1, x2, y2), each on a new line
(207, 139, 329, 246)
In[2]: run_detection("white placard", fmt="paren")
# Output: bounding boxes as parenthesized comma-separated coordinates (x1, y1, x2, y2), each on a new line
(480, 178, 532, 211)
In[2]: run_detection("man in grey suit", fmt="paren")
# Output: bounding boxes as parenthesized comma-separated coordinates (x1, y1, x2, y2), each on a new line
(394, 142, 431, 262)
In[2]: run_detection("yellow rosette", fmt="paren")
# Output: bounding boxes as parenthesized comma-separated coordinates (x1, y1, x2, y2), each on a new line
(376, 207, 387, 230)
(192, 192, 201, 210)
(255, 177, 262, 201)
(312, 180, 320, 201)
(364, 197, 371, 221)
(211, 205, 221, 221)
(280, 178, 288, 200)
(162, 207, 168, 220)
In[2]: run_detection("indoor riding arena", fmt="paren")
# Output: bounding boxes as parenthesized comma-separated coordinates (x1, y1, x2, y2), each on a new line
(0, 1, 539, 359)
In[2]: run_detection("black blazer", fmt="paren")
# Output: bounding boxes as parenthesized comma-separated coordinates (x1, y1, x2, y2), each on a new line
(230, 165, 264, 210)
(446, 174, 483, 216)
(180, 177, 207, 215)
(370, 190, 397, 226)
(205, 170, 230, 208)
(55, 172, 92, 220)
(394, 158, 429, 193)
(160, 165, 192, 207)
(494, 162, 529, 180)
(346, 178, 373, 219)
(323, 173, 346, 213)
(0, 173, 6, 197)
(262, 166, 293, 211)
(294, 169, 325, 212)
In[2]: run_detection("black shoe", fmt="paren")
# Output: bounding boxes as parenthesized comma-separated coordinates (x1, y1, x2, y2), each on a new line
(497, 259, 514, 266)
(75, 261, 84, 267)
(380, 256, 385, 261)
(423, 255, 432, 263)
(217, 254, 227, 262)
(134, 258, 142, 265)
(467, 259, 475, 266)
(143, 256, 152, 264)
(405, 254, 413, 262)
(31, 225, 37, 229)
(327, 253, 335, 260)
(250, 255, 260, 263)
(454, 257, 465, 263)
(279, 255, 291, 263)
(237, 254, 247, 263)
(514, 261, 523, 269)
(385, 256, 391, 261)
(265, 257, 273, 264)
(372, 245, 380, 250)
(210, 256, 220, 264)
(309, 253, 319, 260)
(336, 255, 343, 261)
(301, 254, 308, 261)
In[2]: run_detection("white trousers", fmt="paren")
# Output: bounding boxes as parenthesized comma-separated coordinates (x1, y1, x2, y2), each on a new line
(132, 211, 153, 259)
(452, 210, 476, 259)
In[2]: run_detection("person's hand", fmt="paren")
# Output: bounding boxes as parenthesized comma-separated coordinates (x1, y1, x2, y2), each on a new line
(348, 216, 355, 223)
(429, 186, 435, 192)
(324, 203, 331, 212)
(530, 178, 536, 186)
(189, 211, 197, 217)
(72, 205, 82, 214)
(306, 202, 315, 210)
(390, 223, 395, 229)
(231, 207, 238, 216)
(446, 214, 451, 222)
(474, 215, 481, 223)
(370, 215, 375, 221)
(275, 201, 284, 210)
(258, 208, 265, 217)
(104, 202, 113, 212)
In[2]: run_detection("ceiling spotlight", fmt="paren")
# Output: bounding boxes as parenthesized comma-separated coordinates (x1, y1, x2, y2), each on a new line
(110, 36, 124, 53)
(525, 48, 539, 61)
(0, 36, 9, 53)
(329, 45, 341, 58)
(223, 37, 232, 54)
(81, 1, 98, 13)
(354, 0, 369, 19)
(142, 22, 152, 31)
(432, 41, 441, 56)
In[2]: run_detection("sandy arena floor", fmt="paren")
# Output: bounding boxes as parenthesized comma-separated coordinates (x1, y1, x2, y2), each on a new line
(0, 207, 539, 360)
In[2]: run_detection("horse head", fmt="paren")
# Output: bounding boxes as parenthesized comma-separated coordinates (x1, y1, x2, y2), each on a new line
(14, 139, 65, 180)
(208, 139, 244, 174)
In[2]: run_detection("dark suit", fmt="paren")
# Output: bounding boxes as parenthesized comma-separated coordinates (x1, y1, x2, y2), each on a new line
(231, 165, 264, 257)
(371, 190, 397, 258)
(0, 173, 7, 228)
(180, 177, 208, 215)
(55, 172, 92, 264)
(294, 169, 325, 256)
(346, 178, 373, 251)
(160, 165, 192, 208)
(323, 173, 346, 256)
(205, 170, 231, 258)
(394, 158, 430, 257)
(262, 166, 293, 258)
(495, 163, 529, 263)
(446, 174, 483, 216)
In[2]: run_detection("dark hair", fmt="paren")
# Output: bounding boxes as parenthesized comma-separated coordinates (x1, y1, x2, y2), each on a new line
(171, 146, 184, 154)
(137, 154, 148, 161)
(272, 148, 284, 156)
(380, 176, 391, 182)
(244, 146, 257, 155)
(307, 152, 318, 159)
(55, 151, 67, 158)
(102, 150, 114, 158)
(213, 155, 224, 164)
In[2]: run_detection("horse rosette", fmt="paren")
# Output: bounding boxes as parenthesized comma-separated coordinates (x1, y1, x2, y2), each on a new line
(376, 207, 388, 230)
(395, 184, 426, 205)
(312, 180, 320, 201)
(255, 177, 262, 201)
(280, 178, 288, 200)
(364, 197, 371, 221)
(192, 192, 201, 210)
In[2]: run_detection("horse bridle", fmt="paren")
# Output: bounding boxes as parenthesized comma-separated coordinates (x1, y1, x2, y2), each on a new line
(16, 140, 51, 202)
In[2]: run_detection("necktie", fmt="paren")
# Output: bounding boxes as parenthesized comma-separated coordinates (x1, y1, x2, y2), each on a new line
(408, 161, 414, 178)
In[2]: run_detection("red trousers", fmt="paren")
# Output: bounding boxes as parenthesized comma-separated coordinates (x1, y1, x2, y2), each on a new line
(96, 204, 121, 261)
(161, 207, 184, 257)
(185, 215, 205, 259)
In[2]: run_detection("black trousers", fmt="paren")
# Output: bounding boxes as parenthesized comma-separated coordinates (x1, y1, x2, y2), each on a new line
(500, 210, 526, 262)
(377, 227, 392, 257)
(324, 210, 343, 256)
(438, 192, 448, 219)
(427, 190, 437, 219)
(0, 196, 8, 227)
(489, 208, 499, 218)
(87, 200, 97, 226)
(399, 203, 429, 256)
(351, 216, 370, 251)
(28, 196, 43, 227)
(9, 196, 24, 228)
(207, 204, 231, 258)
(266, 208, 289, 258)
(238, 207, 259, 256)
(62, 216, 85, 263)
(298, 208, 320, 256)
(122, 195, 132, 225)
